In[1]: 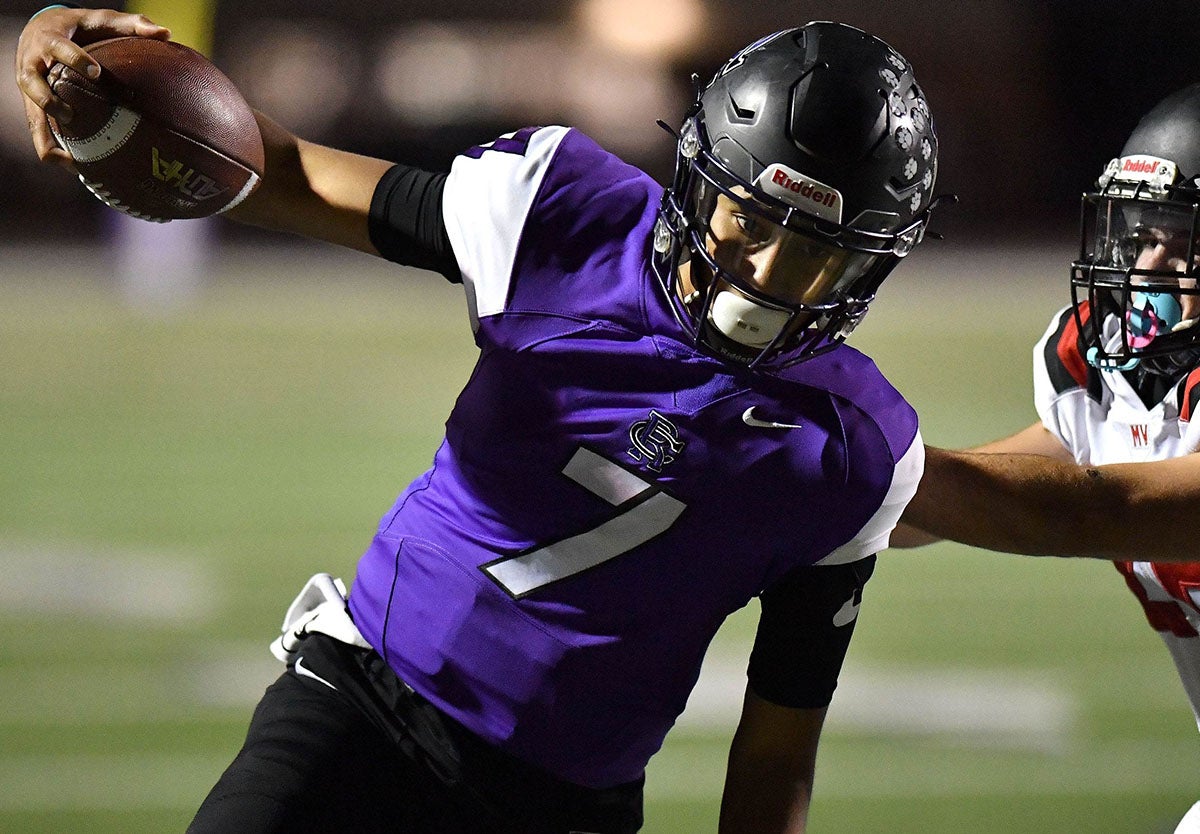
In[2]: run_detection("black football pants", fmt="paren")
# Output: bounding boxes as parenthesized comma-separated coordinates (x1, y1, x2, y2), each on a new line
(186, 633, 644, 834)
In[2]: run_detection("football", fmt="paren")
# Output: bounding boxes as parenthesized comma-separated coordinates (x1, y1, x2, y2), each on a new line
(46, 37, 264, 223)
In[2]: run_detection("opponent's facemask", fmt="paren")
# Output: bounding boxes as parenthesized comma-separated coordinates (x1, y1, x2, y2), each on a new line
(1072, 83, 1200, 376)
(653, 23, 944, 369)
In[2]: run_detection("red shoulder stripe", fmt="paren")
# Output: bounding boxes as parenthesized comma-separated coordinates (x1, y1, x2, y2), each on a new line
(1180, 366, 1200, 422)
(1056, 302, 1091, 389)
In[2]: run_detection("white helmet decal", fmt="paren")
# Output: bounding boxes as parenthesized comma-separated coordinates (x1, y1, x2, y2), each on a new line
(754, 163, 844, 224)
(1100, 155, 1179, 192)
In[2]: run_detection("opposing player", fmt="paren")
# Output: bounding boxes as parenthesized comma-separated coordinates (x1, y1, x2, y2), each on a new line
(898, 83, 1200, 833)
(19, 8, 945, 833)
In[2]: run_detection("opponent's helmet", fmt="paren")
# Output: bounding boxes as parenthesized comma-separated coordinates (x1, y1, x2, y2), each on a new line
(653, 22, 943, 368)
(1071, 82, 1200, 375)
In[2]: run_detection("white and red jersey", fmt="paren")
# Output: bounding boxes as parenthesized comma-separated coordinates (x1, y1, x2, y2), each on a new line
(1034, 303, 1200, 721)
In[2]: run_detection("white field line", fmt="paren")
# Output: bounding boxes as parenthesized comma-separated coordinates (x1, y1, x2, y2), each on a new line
(645, 737, 1200, 801)
(0, 646, 1101, 812)
(3, 545, 1077, 746)
(0, 753, 226, 812)
(1, 643, 1074, 749)
(0, 544, 1076, 745)
(0, 645, 1192, 810)
(677, 653, 1078, 753)
(0, 547, 215, 624)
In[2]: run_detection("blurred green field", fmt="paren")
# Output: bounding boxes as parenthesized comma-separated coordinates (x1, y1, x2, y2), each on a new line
(1, 242, 1196, 833)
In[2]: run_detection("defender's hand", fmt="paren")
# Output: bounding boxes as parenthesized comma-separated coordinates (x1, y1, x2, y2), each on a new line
(15, 7, 171, 168)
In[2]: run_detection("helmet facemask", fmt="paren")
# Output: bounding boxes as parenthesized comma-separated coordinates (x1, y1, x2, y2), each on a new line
(655, 117, 922, 367)
(652, 23, 941, 370)
(1071, 159, 1200, 375)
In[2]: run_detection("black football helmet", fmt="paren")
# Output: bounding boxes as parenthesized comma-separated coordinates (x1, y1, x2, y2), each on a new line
(1071, 82, 1200, 376)
(653, 23, 943, 368)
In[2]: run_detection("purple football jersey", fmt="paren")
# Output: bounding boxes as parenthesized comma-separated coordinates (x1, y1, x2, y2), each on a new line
(348, 126, 922, 788)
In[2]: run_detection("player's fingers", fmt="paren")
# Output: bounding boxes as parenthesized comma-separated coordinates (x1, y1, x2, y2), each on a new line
(132, 14, 173, 39)
(16, 7, 98, 87)
(34, 32, 99, 89)
(15, 55, 73, 124)
(22, 101, 74, 169)
(19, 12, 172, 96)
(75, 10, 171, 44)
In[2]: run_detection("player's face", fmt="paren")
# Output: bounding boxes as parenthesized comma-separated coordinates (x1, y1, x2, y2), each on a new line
(1130, 224, 1200, 322)
(705, 190, 850, 307)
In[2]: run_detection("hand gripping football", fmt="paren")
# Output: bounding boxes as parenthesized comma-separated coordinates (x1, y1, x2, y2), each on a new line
(46, 37, 264, 223)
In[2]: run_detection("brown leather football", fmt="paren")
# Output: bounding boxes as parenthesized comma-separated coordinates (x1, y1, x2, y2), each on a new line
(47, 37, 264, 223)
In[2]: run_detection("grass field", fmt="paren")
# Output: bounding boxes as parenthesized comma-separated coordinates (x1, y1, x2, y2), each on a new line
(1, 241, 1197, 833)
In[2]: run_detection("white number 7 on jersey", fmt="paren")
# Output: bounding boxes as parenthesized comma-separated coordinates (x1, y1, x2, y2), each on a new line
(482, 447, 686, 597)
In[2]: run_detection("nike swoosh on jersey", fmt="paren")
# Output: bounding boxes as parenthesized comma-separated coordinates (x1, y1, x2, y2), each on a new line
(832, 596, 861, 627)
(742, 406, 802, 430)
(293, 656, 338, 691)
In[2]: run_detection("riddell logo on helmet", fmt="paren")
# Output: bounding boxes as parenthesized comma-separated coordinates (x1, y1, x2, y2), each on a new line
(755, 164, 843, 224)
(1114, 155, 1175, 182)
(772, 169, 836, 207)
(1122, 158, 1161, 174)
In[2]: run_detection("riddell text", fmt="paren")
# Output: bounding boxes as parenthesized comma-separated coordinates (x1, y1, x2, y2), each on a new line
(1122, 158, 1163, 175)
(772, 169, 836, 207)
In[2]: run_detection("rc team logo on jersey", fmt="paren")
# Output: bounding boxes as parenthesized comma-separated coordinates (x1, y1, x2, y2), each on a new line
(627, 410, 685, 471)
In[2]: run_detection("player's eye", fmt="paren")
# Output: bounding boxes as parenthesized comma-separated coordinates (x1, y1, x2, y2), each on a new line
(1113, 229, 1161, 265)
(796, 239, 830, 261)
(733, 213, 771, 243)
(1131, 227, 1158, 246)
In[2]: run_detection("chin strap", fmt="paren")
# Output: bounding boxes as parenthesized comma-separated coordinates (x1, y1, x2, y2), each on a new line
(1086, 346, 1139, 371)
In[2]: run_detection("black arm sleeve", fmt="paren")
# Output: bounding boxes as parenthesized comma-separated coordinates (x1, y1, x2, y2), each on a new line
(367, 163, 461, 283)
(746, 556, 876, 709)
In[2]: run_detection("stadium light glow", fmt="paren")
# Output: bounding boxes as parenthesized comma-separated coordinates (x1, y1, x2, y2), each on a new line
(575, 0, 708, 60)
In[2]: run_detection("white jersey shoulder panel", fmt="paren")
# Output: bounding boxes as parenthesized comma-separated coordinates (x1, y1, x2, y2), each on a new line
(1031, 306, 1092, 459)
(442, 126, 571, 331)
(817, 429, 925, 565)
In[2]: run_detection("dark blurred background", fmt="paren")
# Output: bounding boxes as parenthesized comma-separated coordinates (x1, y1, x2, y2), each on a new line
(4, 0, 1200, 247)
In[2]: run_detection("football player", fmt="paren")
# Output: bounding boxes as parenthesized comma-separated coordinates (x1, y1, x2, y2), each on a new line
(898, 83, 1200, 833)
(19, 8, 945, 834)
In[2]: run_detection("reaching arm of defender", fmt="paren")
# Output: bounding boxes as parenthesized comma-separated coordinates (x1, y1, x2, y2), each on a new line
(906, 441, 1200, 561)
(890, 422, 1073, 548)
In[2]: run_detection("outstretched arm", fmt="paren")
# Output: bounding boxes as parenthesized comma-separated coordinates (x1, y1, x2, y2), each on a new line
(906, 442, 1200, 561)
(891, 422, 1073, 548)
(223, 111, 393, 254)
